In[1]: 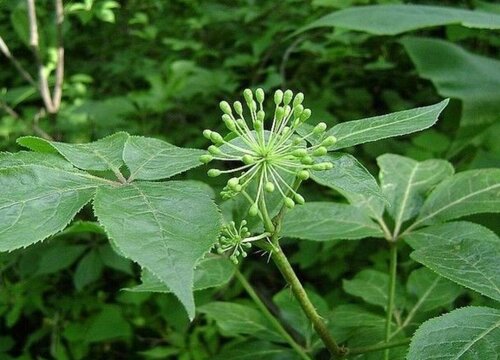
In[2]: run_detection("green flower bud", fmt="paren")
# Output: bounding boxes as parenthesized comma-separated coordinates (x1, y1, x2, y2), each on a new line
(234, 101, 243, 115)
(249, 203, 259, 216)
(208, 145, 221, 155)
(249, 100, 257, 112)
(243, 88, 253, 104)
(210, 132, 224, 144)
(199, 154, 213, 164)
(292, 148, 308, 157)
(292, 137, 302, 145)
(293, 92, 304, 107)
(230, 254, 239, 264)
(295, 194, 305, 205)
(293, 104, 304, 118)
(275, 106, 285, 121)
(313, 122, 327, 134)
(284, 105, 291, 119)
(265, 181, 275, 192)
(255, 88, 265, 104)
(219, 101, 232, 115)
(321, 135, 337, 147)
(222, 114, 236, 131)
(203, 129, 212, 139)
(284, 197, 295, 208)
(297, 170, 310, 180)
(312, 162, 334, 171)
(274, 89, 283, 105)
(301, 156, 314, 165)
(283, 90, 293, 105)
(208, 169, 222, 177)
(242, 154, 255, 164)
(228, 177, 239, 189)
(257, 110, 265, 122)
(300, 109, 311, 122)
(313, 146, 328, 156)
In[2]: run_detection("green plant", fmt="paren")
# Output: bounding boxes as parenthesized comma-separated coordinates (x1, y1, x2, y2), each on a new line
(2, 87, 498, 359)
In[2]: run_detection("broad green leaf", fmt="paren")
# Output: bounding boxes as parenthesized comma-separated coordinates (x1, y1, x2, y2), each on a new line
(213, 341, 301, 360)
(411, 239, 500, 301)
(297, 4, 500, 35)
(17, 132, 129, 172)
(85, 305, 132, 343)
(282, 202, 383, 241)
(98, 244, 133, 275)
(325, 100, 448, 150)
(123, 136, 204, 181)
(402, 37, 500, 155)
(35, 244, 86, 275)
(198, 302, 283, 342)
(330, 304, 386, 328)
(311, 153, 385, 203)
(412, 169, 500, 228)
(406, 268, 462, 313)
(0, 166, 100, 252)
(128, 256, 235, 293)
(343, 269, 405, 309)
(377, 154, 453, 231)
(404, 221, 499, 250)
(73, 249, 104, 291)
(407, 306, 500, 360)
(93, 181, 221, 319)
(0, 151, 72, 170)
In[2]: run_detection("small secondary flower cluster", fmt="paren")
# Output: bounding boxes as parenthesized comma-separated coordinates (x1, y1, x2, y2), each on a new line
(201, 89, 336, 216)
(216, 220, 270, 264)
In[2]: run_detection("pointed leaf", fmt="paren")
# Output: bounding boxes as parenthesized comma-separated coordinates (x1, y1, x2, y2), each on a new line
(412, 169, 500, 228)
(0, 166, 100, 252)
(17, 132, 129, 172)
(325, 100, 448, 150)
(0, 151, 72, 170)
(404, 221, 499, 250)
(124, 136, 204, 181)
(407, 306, 500, 360)
(411, 239, 500, 301)
(297, 5, 500, 35)
(377, 154, 453, 230)
(93, 181, 221, 319)
(282, 202, 383, 241)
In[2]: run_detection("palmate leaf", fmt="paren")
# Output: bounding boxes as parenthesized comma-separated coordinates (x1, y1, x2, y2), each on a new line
(297, 4, 500, 35)
(17, 132, 129, 172)
(377, 154, 454, 232)
(282, 202, 383, 241)
(411, 169, 500, 229)
(407, 306, 500, 360)
(93, 181, 221, 320)
(123, 136, 204, 181)
(0, 165, 101, 252)
(411, 239, 500, 302)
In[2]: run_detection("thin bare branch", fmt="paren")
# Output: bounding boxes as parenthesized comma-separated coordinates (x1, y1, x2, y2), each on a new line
(52, 0, 64, 110)
(26, 0, 55, 113)
(33, 108, 53, 140)
(0, 99, 20, 119)
(0, 35, 37, 87)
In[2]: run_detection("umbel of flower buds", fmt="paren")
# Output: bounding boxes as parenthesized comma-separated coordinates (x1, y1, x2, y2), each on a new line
(216, 220, 270, 264)
(200, 89, 336, 217)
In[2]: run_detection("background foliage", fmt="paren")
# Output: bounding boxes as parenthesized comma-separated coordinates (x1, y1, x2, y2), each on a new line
(0, 0, 499, 359)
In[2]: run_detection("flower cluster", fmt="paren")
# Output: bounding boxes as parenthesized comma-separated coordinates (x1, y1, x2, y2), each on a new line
(216, 220, 270, 264)
(201, 89, 336, 216)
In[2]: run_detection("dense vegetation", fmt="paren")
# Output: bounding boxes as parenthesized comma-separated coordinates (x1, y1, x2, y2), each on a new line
(0, 1, 499, 359)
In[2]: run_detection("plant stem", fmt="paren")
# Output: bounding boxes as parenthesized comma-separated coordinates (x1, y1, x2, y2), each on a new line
(348, 338, 411, 355)
(384, 243, 398, 360)
(271, 243, 346, 358)
(234, 270, 312, 360)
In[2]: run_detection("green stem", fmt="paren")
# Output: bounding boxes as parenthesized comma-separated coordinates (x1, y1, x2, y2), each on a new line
(234, 270, 312, 360)
(348, 338, 410, 356)
(384, 243, 398, 360)
(271, 243, 346, 358)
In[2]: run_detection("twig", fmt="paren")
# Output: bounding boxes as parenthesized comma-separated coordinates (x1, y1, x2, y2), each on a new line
(33, 108, 53, 140)
(384, 243, 398, 360)
(52, 0, 64, 110)
(0, 99, 20, 119)
(280, 36, 305, 89)
(0, 35, 37, 87)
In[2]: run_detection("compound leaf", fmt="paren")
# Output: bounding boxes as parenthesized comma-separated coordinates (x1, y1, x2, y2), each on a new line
(407, 306, 500, 360)
(93, 181, 221, 319)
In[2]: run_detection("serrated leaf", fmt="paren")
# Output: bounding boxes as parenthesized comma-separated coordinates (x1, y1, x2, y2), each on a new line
(297, 4, 500, 35)
(73, 249, 103, 291)
(17, 132, 129, 172)
(406, 268, 462, 313)
(93, 181, 221, 320)
(0, 151, 72, 169)
(311, 153, 385, 204)
(411, 239, 500, 301)
(411, 169, 500, 228)
(324, 100, 448, 150)
(404, 221, 499, 250)
(198, 302, 283, 343)
(0, 166, 100, 252)
(128, 256, 234, 293)
(407, 306, 500, 360)
(213, 341, 301, 360)
(343, 269, 406, 310)
(282, 202, 383, 241)
(123, 136, 204, 181)
(377, 154, 454, 232)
